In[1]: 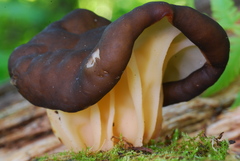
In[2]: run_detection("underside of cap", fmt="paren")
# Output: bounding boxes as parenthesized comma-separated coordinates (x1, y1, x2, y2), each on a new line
(46, 18, 206, 151)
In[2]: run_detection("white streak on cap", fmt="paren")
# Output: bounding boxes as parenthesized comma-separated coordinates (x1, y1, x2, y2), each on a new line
(86, 49, 100, 68)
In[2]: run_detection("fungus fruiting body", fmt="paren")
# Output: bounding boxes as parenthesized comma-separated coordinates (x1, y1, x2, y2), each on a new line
(8, 2, 229, 151)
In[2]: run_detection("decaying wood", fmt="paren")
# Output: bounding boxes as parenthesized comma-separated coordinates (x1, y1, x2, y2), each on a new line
(0, 84, 66, 161)
(162, 77, 240, 136)
(0, 77, 240, 160)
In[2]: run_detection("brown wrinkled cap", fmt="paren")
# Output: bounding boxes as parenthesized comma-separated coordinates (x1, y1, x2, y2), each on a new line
(8, 2, 229, 112)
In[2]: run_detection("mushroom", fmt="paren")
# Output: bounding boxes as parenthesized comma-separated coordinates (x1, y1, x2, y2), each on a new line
(8, 2, 229, 151)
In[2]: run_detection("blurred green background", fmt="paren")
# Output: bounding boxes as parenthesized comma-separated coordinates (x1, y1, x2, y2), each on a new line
(1, 0, 240, 105)
(0, 0, 77, 84)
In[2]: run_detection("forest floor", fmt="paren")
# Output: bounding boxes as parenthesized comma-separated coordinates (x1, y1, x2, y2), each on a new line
(0, 78, 240, 160)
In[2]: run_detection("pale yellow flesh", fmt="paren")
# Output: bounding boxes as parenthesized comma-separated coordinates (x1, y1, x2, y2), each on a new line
(47, 18, 205, 152)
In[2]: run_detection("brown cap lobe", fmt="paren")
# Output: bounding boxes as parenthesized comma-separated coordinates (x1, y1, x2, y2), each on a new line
(8, 2, 230, 112)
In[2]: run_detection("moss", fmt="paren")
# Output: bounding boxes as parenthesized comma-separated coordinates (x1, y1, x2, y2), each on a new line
(34, 130, 235, 161)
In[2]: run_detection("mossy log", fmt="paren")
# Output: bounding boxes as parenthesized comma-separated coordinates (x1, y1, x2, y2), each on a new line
(0, 77, 240, 160)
